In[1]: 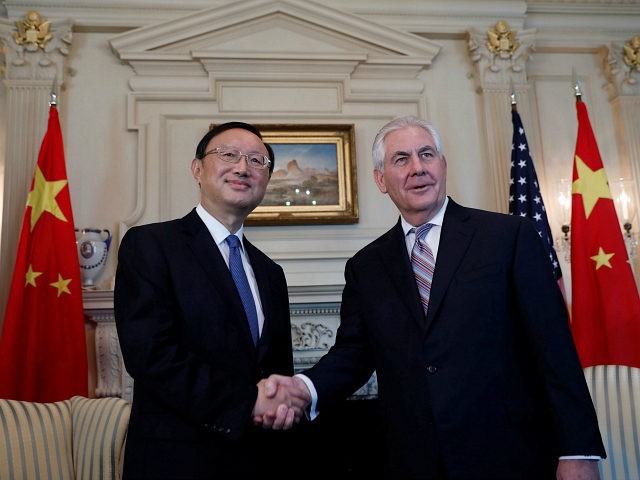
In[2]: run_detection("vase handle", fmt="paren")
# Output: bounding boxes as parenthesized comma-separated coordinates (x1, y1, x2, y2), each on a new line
(103, 229, 112, 250)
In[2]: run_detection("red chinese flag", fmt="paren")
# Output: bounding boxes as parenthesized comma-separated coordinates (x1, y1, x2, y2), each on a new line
(0, 105, 88, 401)
(570, 99, 640, 368)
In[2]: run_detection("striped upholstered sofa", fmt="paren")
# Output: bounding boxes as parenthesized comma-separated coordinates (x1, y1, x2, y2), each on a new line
(0, 395, 130, 480)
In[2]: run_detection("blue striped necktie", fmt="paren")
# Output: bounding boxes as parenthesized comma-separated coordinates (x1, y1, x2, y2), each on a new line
(411, 223, 435, 316)
(226, 235, 259, 345)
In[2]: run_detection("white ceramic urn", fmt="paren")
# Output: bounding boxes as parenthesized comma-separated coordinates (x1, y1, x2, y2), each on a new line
(75, 228, 112, 288)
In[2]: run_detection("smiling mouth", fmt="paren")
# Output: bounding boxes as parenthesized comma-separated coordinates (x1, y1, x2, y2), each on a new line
(227, 179, 251, 188)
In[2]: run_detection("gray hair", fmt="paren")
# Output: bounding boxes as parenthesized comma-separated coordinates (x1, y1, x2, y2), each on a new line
(371, 115, 444, 172)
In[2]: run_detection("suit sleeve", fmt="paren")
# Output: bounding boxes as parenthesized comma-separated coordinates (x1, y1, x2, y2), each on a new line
(512, 219, 606, 458)
(303, 256, 376, 414)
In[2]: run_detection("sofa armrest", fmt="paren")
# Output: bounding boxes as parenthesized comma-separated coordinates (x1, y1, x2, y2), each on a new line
(71, 396, 131, 480)
(0, 398, 74, 479)
(584, 365, 640, 480)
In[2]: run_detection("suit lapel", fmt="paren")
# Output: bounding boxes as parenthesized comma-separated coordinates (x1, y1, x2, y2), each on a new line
(180, 210, 257, 352)
(424, 199, 474, 332)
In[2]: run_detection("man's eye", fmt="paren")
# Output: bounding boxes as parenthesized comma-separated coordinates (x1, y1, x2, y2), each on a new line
(394, 157, 408, 165)
(419, 151, 434, 160)
(248, 156, 263, 166)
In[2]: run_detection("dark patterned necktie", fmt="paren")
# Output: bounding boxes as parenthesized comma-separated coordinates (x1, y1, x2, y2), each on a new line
(226, 235, 259, 345)
(411, 223, 435, 316)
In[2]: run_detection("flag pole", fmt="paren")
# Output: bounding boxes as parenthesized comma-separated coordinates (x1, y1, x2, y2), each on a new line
(510, 77, 517, 111)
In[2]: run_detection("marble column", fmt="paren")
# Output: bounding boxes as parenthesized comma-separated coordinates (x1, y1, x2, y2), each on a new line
(467, 21, 536, 213)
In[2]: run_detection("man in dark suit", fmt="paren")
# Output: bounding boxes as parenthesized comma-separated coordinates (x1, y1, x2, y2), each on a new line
(114, 122, 307, 478)
(260, 115, 606, 479)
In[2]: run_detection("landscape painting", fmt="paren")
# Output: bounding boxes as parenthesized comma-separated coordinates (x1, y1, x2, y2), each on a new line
(245, 124, 358, 226)
(263, 143, 339, 207)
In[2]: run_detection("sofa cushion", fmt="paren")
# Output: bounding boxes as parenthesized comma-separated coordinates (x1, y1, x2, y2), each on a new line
(0, 398, 74, 479)
(71, 395, 131, 480)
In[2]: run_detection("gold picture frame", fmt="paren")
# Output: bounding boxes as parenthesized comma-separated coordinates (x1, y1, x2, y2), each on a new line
(245, 124, 358, 226)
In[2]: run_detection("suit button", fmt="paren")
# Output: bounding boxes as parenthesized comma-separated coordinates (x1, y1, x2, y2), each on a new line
(426, 365, 437, 374)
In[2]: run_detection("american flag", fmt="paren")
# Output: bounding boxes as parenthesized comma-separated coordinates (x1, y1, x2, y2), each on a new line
(508, 108, 563, 283)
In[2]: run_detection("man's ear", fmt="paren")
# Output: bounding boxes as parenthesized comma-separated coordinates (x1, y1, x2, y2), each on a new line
(373, 168, 388, 194)
(191, 157, 202, 185)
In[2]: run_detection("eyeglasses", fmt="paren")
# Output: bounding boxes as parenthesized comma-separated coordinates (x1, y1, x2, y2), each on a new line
(204, 146, 271, 170)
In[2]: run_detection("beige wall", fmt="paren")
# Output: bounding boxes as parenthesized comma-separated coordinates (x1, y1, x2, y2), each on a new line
(1, 0, 640, 331)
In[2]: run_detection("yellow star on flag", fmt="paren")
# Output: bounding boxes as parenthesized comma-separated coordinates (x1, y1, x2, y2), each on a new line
(50, 273, 72, 297)
(572, 155, 611, 219)
(26, 165, 68, 231)
(25, 264, 43, 287)
(590, 247, 614, 270)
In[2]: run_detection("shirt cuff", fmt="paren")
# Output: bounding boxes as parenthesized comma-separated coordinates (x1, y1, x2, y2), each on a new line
(559, 456, 602, 460)
(294, 373, 319, 420)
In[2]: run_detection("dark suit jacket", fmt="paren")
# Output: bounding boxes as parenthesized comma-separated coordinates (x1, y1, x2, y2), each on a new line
(114, 208, 294, 479)
(304, 198, 606, 479)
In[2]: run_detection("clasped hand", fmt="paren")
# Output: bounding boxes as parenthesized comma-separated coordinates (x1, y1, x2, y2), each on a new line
(252, 374, 311, 430)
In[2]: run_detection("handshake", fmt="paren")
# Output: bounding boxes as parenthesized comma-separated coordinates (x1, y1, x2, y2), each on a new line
(252, 374, 312, 430)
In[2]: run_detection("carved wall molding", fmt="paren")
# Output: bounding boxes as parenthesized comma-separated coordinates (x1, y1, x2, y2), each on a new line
(90, 311, 130, 399)
(603, 38, 640, 98)
(1, 11, 72, 81)
(4, 1, 638, 43)
(291, 303, 339, 350)
(467, 21, 536, 89)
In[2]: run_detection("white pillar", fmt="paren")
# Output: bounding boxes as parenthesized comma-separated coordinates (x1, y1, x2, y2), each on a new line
(467, 22, 536, 213)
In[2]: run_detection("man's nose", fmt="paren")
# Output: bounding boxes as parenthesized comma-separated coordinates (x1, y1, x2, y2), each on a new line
(409, 153, 426, 172)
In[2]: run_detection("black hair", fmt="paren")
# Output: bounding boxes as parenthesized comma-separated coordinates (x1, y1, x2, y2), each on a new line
(195, 121, 275, 174)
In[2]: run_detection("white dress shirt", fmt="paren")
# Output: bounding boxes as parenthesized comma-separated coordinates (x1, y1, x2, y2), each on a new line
(195, 204, 264, 336)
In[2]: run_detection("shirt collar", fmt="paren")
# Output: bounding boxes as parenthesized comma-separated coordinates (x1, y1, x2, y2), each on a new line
(195, 204, 245, 250)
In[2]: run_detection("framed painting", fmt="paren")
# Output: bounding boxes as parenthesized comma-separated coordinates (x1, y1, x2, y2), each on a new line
(244, 124, 358, 226)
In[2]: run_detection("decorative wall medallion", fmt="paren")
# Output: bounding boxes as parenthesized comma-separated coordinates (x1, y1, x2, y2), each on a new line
(14, 11, 52, 51)
(486, 20, 520, 58)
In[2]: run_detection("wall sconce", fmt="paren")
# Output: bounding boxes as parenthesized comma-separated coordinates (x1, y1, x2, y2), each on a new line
(555, 177, 638, 263)
(611, 178, 638, 260)
(555, 178, 572, 262)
